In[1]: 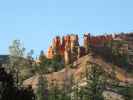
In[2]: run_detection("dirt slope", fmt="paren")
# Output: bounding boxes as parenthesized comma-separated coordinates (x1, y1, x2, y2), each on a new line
(23, 54, 133, 89)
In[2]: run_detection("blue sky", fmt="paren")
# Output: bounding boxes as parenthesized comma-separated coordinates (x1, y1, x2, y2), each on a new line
(0, 0, 133, 57)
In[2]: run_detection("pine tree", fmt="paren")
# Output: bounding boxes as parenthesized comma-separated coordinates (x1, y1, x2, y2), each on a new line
(0, 67, 35, 100)
(38, 50, 50, 73)
(72, 81, 80, 100)
(36, 75, 48, 100)
(9, 39, 27, 85)
(26, 49, 35, 77)
(39, 50, 46, 62)
(82, 62, 106, 100)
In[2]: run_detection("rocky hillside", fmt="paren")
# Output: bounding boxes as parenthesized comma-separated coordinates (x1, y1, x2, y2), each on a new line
(23, 53, 133, 89)
(23, 33, 133, 100)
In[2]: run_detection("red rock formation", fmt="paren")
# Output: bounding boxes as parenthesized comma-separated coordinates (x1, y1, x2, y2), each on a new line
(46, 33, 128, 64)
(47, 33, 90, 64)
(83, 33, 90, 54)
(47, 34, 81, 64)
(52, 36, 61, 54)
(47, 46, 54, 59)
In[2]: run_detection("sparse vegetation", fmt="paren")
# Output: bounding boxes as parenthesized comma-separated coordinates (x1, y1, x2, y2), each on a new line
(38, 51, 65, 73)
(0, 33, 133, 100)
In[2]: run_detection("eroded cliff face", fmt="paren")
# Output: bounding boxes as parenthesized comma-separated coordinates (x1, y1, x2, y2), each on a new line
(47, 33, 90, 64)
(46, 33, 133, 65)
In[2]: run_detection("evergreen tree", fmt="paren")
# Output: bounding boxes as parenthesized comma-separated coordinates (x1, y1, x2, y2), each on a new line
(115, 84, 133, 100)
(36, 75, 48, 100)
(80, 62, 106, 100)
(38, 50, 50, 73)
(72, 81, 80, 100)
(25, 49, 36, 77)
(39, 50, 46, 62)
(50, 54, 64, 72)
(27, 49, 34, 62)
(0, 66, 35, 100)
(9, 39, 27, 85)
(49, 81, 61, 100)
(38, 50, 64, 73)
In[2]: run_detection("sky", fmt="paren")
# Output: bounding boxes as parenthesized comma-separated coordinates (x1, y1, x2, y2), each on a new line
(0, 0, 133, 57)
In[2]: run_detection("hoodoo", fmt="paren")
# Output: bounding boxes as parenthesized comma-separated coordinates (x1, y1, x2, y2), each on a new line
(46, 33, 132, 65)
